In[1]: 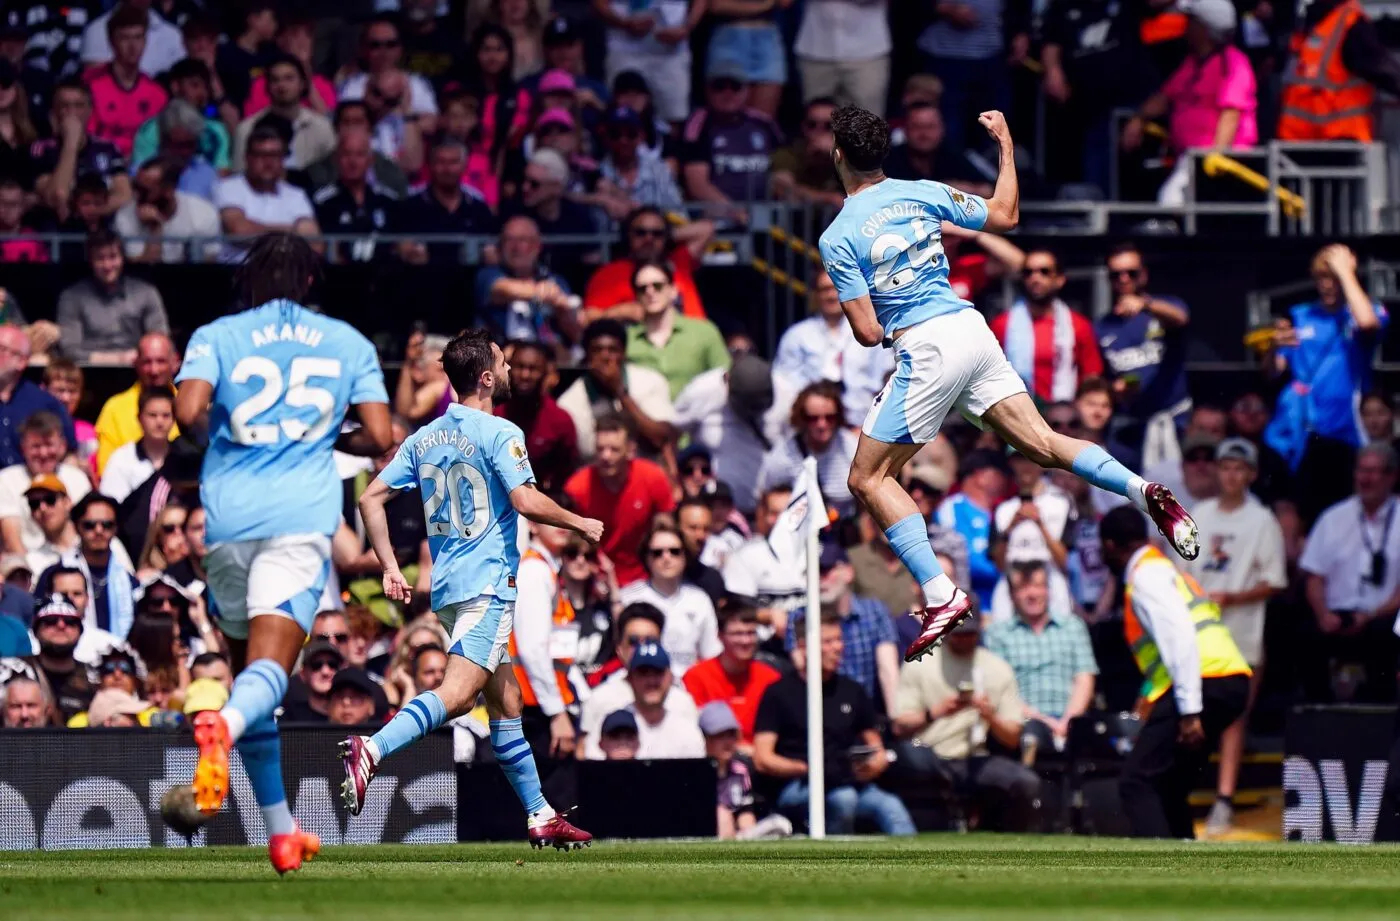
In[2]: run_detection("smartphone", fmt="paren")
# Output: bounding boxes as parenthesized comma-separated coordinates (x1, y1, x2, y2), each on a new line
(957, 681, 974, 700)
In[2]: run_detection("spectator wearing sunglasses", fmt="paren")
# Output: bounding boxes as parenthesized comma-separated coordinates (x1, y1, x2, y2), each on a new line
(770, 98, 844, 209)
(96, 646, 142, 695)
(557, 534, 621, 681)
(583, 206, 714, 325)
(624, 260, 729, 400)
(620, 520, 721, 676)
(31, 593, 97, 720)
(1095, 243, 1191, 466)
(23, 475, 78, 577)
(757, 381, 859, 519)
(990, 249, 1103, 405)
(0, 413, 88, 557)
(281, 637, 345, 723)
(338, 17, 440, 127)
(45, 492, 137, 639)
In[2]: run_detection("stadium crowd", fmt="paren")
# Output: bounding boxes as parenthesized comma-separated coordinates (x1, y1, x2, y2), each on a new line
(0, 0, 1396, 841)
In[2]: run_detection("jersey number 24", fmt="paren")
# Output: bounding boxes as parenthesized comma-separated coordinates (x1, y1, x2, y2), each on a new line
(870, 219, 944, 294)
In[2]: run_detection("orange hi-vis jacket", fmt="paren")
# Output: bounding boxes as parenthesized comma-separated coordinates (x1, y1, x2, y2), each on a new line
(509, 548, 577, 709)
(1278, 0, 1376, 141)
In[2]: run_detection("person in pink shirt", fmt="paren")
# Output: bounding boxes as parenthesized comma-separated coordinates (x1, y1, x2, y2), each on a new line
(85, 4, 167, 160)
(0, 179, 47, 264)
(1121, 0, 1256, 204)
(418, 88, 499, 208)
(242, 13, 336, 119)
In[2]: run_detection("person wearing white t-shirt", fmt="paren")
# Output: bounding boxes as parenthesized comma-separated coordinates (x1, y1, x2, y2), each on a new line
(98, 387, 173, 504)
(81, 4, 185, 77)
(215, 123, 319, 261)
(619, 521, 721, 676)
(0, 415, 92, 555)
(115, 158, 221, 264)
(721, 485, 805, 641)
(1183, 438, 1287, 836)
(621, 641, 705, 759)
(988, 452, 1074, 622)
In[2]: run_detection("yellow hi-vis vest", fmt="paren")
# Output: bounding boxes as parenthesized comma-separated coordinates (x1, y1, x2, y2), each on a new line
(1123, 547, 1251, 703)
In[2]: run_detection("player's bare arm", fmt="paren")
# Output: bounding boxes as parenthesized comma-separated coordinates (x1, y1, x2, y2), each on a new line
(839, 294, 885, 347)
(509, 483, 605, 543)
(336, 402, 394, 457)
(358, 476, 412, 602)
(978, 111, 1019, 234)
(174, 378, 213, 430)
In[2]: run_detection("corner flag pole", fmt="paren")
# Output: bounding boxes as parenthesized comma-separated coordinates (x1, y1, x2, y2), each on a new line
(801, 456, 826, 840)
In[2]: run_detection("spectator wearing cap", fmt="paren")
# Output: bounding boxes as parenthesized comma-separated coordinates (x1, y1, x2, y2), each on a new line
(281, 638, 345, 722)
(528, 17, 609, 109)
(793, 0, 891, 116)
(786, 546, 900, 715)
(97, 386, 173, 504)
(230, 55, 335, 174)
(1, 674, 52, 726)
(114, 155, 220, 264)
(80, 686, 152, 727)
(990, 249, 1103, 406)
(0, 413, 89, 556)
(494, 340, 579, 492)
(936, 449, 1011, 611)
(52, 493, 137, 638)
(770, 97, 844, 208)
(565, 416, 676, 587)
(773, 269, 894, 425)
(583, 206, 715, 325)
(311, 126, 403, 265)
(675, 496, 727, 603)
(94, 645, 141, 696)
(756, 610, 914, 835)
(214, 121, 319, 260)
(328, 667, 383, 726)
(893, 614, 1041, 831)
(306, 102, 411, 198)
(0, 553, 34, 625)
(598, 105, 684, 212)
(683, 605, 781, 745)
(611, 70, 677, 165)
(400, 0, 473, 92)
(699, 700, 774, 839)
(620, 519, 721, 675)
(398, 135, 498, 266)
(1122, 0, 1257, 206)
(625, 260, 729, 400)
(31, 593, 97, 720)
(82, 5, 169, 160)
(22, 474, 79, 575)
(988, 448, 1075, 623)
(557, 320, 675, 462)
(81, 0, 185, 78)
(593, 0, 701, 123)
(681, 62, 783, 220)
(673, 354, 796, 515)
(339, 16, 440, 127)
(478, 219, 579, 346)
(620, 640, 706, 758)
(598, 708, 641, 759)
(56, 229, 170, 363)
(984, 560, 1098, 754)
(240, 13, 336, 119)
(0, 329, 77, 471)
(1182, 436, 1286, 834)
(722, 485, 806, 636)
(757, 381, 859, 519)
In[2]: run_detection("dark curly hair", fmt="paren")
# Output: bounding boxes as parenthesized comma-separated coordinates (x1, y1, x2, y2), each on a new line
(831, 105, 890, 174)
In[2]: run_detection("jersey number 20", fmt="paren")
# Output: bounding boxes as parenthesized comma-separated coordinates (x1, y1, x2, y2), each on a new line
(230, 356, 341, 445)
(421, 462, 491, 539)
(870, 219, 944, 293)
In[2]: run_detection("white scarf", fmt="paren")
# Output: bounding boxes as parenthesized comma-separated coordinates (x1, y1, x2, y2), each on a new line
(1004, 299, 1078, 402)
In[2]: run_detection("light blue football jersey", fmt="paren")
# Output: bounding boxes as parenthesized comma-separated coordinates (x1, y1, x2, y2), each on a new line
(818, 178, 989, 337)
(176, 299, 389, 546)
(378, 404, 535, 611)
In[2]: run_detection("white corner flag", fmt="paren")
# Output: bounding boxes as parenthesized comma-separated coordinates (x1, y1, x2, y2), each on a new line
(766, 458, 831, 839)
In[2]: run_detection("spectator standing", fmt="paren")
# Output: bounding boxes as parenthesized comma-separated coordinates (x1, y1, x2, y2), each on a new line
(770, 98, 844, 208)
(1183, 438, 1287, 834)
(400, 0, 473, 92)
(1297, 444, 1400, 703)
(1095, 243, 1191, 466)
(881, 102, 955, 184)
(721, 485, 806, 640)
(673, 354, 794, 514)
(619, 520, 721, 675)
(97, 387, 172, 504)
(773, 270, 894, 424)
(494, 341, 579, 493)
(564, 416, 676, 586)
(465, 24, 531, 171)
(23, 475, 80, 575)
(915, 0, 1027, 160)
(231, 56, 336, 173)
(241, 14, 336, 119)
(362, 68, 426, 171)
(214, 122, 319, 261)
(0, 413, 89, 553)
(305, 102, 410, 198)
(935, 449, 1011, 612)
(214, 1, 277, 115)
(338, 17, 440, 127)
(598, 106, 685, 211)
(83, 5, 167, 160)
(398, 136, 498, 265)
(0, 326, 77, 469)
(34, 79, 131, 221)
(583, 206, 714, 324)
(557, 320, 675, 461)
(593, 0, 700, 123)
(1226, 390, 1292, 506)
(1277, 0, 1400, 143)
(704, 1, 787, 118)
(989, 450, 1075, 622)
(511, 521, 582, 764)
(984, 561, 1098, 752)
(794, 0, 891, 114)
(1265, 244, 1386, 522)
(1121, 0, 1257, 205)
(892, 617, 1042, 830)
(681, 63, 783, 218)
(113, 155, 219, 263)
(475, 216, 579, 345)
(625, 260, 729, 399)
(754, 612, 914, 835)
(80, 0, 184, 77)
(757, 381, 859, 518)
(683, 605, 781, 745)
(31, 594, 97, 720)
(56, 229, 169, 363)
(93, 332, 178, 472)
(528, 17, 609, 105)
(488, 0, 547, 79)
(51, 493, 137, 638)
(990, 249, 1103, 405)
(311, 126, 402, 265)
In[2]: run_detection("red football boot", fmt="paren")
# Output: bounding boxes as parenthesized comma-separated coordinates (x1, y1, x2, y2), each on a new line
(269, 826, 321, 875)
(191, 710, 232, 817)
(527, 810, 593, 851)
(1144, 482, 1200, 561)
(903, 589, 975, 663)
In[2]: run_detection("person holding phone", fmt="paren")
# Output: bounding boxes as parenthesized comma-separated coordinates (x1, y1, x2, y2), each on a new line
(987, 449, 1074, 623)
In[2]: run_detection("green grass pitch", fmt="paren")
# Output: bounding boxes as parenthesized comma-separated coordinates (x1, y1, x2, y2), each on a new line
(4, 836, 1400, 921)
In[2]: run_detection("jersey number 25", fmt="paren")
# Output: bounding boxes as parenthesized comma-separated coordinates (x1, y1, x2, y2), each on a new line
(870, 219, 944, 294)
(230, 356, 341, 445)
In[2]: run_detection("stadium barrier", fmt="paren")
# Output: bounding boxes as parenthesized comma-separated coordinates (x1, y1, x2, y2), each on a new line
(1282, 706, 1400, 843)
(0, 727, 455, 850)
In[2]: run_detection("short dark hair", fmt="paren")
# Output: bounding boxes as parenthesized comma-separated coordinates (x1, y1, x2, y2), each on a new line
(718, 605, 758, 630)
(1076, 376, 1112, 400)
(581, 319, 627, 351)
(617, 602, 665, 636)
(19, 411, 64, 440)
(107, 3, 148, 39)
(333, 100, 370, 128)
(441, 329, 497, 396)
(791, 607, 843, 638)
(74, 174, 109, 202)
(165, 57, 211, 88)
(630, 258, 675, 293)
(138, 386, 175, 413)
(411, 643, 447, 674)
(265, 53, 308, 91)
(1024, 248, 1061, 273)
(1009, 560, 1048, 586)
(1099, 506, 1149, 547)
(594, 413, 633, 441)
(39, 566, 86, 601)
(71, 492, 119, 525)
(191, 651, 228, 671)
(806, 96, 839, 113)
(53, 78, 91, 103)
(676, 496, 711, 517)
(249, 113, 292, 149)
(1106, 242, 1142, 263)
(86, 228, 120, 261)
(136, 154, 182, 188)
(831, 105, 890, 174)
